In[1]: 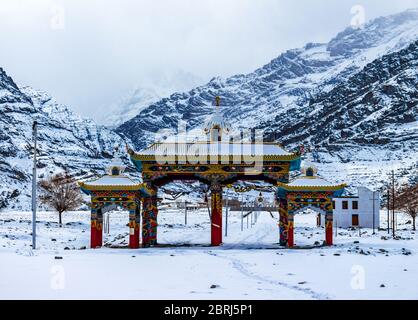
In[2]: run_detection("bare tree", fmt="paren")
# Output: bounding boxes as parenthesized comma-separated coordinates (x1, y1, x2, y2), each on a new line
(396, 183, 418, 231)
(39, 172, 83, 226)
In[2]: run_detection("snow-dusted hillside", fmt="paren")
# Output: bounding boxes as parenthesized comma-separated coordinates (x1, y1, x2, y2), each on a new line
(117, 9, 418, 190)
(0, 69, 130, 210)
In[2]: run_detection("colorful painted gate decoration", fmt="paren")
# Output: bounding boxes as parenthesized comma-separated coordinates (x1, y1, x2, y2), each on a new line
(79, 97, 346, 249)
(277, 165, 345, 247)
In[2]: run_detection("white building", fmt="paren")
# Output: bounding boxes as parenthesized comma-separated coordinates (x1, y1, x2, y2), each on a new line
(320, 187, 380, 229)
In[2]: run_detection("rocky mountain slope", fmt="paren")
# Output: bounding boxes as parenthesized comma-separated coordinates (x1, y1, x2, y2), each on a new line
(117, 9, 418, 190)
(1, 10, 417, 210)
(0, 68, 129, 210)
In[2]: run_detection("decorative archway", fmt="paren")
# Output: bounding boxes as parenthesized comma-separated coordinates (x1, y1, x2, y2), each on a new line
(78, 97, 349, 249)
(277, 165, 345, 247)
(128, 145, 301, 247)
(79, 157, 153, 249)
(89, 191, 141, 248)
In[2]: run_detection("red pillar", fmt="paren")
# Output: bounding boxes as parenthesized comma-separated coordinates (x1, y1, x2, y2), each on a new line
(210, 184, 223, 246)
(287, 216, 294, 247)
(97, 211, 103, 248)
(90, 209, 103, 248)
(129, 207, 140, 249)
(325, 212, 333, 245)
(90, 217, 97, 248)
(278, 197, 288, 246)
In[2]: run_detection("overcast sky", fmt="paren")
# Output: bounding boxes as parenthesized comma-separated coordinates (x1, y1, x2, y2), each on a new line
(0, 0, 417, 120)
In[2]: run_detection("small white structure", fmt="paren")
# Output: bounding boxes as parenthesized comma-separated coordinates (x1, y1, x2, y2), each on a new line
(325, 187, 380, 229)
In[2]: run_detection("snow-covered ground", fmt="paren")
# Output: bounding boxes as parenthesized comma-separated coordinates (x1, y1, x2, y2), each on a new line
(0, 208, 416, 299)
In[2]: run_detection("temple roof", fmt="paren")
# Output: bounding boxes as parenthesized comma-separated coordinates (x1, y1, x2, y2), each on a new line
(277, 154, 346, 192)
(285, 176, 345, 188)
(78, 175, 142, 193)
(137, 142, 292, 156)
(129, 142, 300, 162)
(78, 151, 144, 193)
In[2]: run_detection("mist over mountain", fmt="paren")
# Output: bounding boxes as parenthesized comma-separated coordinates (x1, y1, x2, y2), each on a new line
(98, 70, 203, 127)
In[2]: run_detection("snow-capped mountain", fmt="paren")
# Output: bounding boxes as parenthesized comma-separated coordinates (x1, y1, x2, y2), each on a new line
(99, 70, 203, 127)
(1, 9, 417, 210)
(117, 9, 418, 190)
(0, 68, 129, 210)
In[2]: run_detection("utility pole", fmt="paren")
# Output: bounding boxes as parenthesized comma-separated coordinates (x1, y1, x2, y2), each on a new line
(371, 191, 376, 235)
(392, 170, 396, 238)
(32, 121, 38, 250)
(184, 200, 188, 225)
(387, 186, 390, 234)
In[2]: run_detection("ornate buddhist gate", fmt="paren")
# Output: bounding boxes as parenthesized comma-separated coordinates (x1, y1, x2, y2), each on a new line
(277, 165, 345, 247)
(89, 190, 141, 248)
(128, 143, 302, 247)
(79, 97, 346, 249)
(79, 158, 153, 248)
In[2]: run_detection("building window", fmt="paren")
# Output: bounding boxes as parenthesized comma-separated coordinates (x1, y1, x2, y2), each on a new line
(352, 201, 358, 210)
(342, 201, 348, 210)
(306, 167, 314, 177)
(332, 201, 335, 209)
(111, 167, 120, 176)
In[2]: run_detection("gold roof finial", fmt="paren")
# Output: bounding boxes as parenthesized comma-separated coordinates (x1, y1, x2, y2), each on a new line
(215, 96, 220, 107)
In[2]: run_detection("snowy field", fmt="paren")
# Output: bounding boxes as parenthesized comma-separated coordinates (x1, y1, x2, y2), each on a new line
(0, 208, 417, 300)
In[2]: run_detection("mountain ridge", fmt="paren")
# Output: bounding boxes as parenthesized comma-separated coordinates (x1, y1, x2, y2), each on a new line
(0, 69, 130, 210)
(116, 9, 418, 190)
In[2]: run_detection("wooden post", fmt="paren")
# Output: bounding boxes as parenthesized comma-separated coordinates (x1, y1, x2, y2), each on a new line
(325, 212, 333, 245)
(91, 208, 103, 248)
(142, 197, 158, 247)
(278, 197, 288, 246)
(210, 183, 223, 246)
(97, 210, 103, 247)
(287, 214, 294, 247)
(148, 196, 158, 246)
(142, 198, 150, 248)
(129, 205, 140, 249)
(90, 210, 98, 248)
